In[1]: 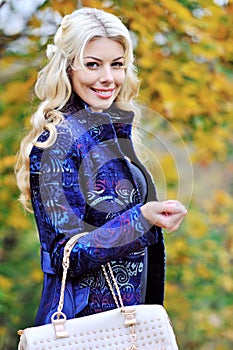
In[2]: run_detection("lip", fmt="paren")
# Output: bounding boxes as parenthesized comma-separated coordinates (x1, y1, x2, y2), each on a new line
(91, 87, 115, 99)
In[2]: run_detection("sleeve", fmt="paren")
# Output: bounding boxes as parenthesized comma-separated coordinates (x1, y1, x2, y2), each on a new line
(30, 126, 159, 277)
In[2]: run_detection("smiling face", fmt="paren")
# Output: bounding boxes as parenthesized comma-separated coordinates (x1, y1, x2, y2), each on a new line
(70, 37, 126, 112)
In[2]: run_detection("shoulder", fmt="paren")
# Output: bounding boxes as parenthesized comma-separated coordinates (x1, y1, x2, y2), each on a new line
(29, 118, 82, 162)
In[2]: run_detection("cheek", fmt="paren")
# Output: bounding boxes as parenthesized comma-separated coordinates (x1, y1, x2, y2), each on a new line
(115, 71, 126, 86)
(71, 71, 96, 87)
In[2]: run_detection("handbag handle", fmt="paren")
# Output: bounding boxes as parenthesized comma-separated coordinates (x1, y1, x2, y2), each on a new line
(51, 231, 89, 339)
(52, 232, 137, 345)
(55, 232, 89, 318)
(55, 232, 125, 317)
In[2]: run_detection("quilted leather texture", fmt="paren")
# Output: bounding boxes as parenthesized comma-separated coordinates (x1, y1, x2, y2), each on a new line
(18, 305, 178, 350)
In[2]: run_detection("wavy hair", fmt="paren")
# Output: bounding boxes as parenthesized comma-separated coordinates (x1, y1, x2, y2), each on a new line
(15, 7, 141, 210)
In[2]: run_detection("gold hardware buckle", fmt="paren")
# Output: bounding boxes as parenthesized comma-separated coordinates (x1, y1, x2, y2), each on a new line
(51, 312, 69, 339)
(122, 307, 137, 327)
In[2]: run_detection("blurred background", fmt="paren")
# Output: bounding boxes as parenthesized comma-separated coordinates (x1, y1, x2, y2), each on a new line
(0, 0, 232, 349)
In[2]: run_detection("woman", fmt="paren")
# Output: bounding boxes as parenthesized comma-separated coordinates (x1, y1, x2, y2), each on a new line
(16, 7, 187, 326)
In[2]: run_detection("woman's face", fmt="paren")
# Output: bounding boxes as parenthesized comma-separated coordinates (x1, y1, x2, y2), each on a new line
(70, 37, 126, 112)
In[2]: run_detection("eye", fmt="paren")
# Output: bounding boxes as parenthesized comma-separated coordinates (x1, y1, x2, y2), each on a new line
(111, 61, 125, 69)
(85, 62, 99, 69)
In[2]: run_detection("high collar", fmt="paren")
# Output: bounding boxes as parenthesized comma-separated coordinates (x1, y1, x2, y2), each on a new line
(62, 93, 135, 139)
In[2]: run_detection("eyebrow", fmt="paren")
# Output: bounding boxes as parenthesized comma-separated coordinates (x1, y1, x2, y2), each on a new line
(83, 56, 124, 62)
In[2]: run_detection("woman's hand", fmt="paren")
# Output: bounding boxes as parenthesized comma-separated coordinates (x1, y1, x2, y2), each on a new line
(140, 200, 187, 232)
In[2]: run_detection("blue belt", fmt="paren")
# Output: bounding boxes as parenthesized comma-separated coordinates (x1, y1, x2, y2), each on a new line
(41, 249, 56, 275)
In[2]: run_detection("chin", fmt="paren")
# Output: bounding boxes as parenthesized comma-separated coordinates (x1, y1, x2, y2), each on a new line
(93, 101, 113, 111)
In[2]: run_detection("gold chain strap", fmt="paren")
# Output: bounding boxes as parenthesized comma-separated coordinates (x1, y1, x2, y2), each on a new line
(56, 232, 89, 317)
(52, 232, 89, 339)
(101, 262, 124, 309)
(101, 262, 138, 350)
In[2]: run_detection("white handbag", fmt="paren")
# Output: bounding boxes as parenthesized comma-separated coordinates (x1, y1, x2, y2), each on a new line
(18, 233, 179, 350)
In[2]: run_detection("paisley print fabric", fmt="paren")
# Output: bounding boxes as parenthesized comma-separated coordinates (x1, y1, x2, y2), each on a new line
(29, 94, 165, 326)
(78, 253, 145, 317)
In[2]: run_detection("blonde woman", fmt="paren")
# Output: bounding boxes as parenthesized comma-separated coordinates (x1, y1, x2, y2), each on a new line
(16, 7, 187, 326)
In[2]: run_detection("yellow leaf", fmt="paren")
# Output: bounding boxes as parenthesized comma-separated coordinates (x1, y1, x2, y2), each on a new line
(0, 275, 13, 290)
(196, 262, 212, 279)
(222, 275, 233, 293)
(186, 210, 208, 238)
(0, 155, 16, 172)
(165, 1, 193, 22)
(1, 74, 35, 104)
(30, 269, 43, 283)
(0, 113, 11, 129)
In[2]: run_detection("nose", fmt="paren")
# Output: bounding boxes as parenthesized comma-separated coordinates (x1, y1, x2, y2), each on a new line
(99, 65, 114, 84)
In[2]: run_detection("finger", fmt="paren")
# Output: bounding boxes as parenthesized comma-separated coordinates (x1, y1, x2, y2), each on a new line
(166, 212, 187, 232)
(156, 213, 170, 229)
(164, 200, 187, 215)
(160, 201, 176, 215)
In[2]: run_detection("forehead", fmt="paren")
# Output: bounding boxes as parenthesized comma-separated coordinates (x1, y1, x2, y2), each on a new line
(83, 37, 124, 58)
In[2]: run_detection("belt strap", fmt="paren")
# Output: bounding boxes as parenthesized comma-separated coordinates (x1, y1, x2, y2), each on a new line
(41, 249, 55, 274)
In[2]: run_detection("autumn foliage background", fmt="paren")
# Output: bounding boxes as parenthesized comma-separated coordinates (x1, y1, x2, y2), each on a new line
(0, 0, 233, 349)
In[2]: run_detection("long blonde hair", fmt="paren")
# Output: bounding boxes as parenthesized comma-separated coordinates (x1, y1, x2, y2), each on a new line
(15, 7, 141, 210)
